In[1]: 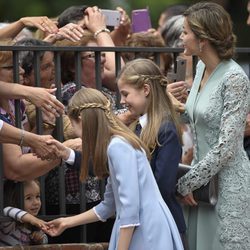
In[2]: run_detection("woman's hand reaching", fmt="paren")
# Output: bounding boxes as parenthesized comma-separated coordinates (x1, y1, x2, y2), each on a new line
(42, 217, 68, 237)
(19, 16, 58, 34)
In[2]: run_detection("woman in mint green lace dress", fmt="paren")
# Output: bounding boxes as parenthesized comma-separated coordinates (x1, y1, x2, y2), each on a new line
(176, 2, 250, 250)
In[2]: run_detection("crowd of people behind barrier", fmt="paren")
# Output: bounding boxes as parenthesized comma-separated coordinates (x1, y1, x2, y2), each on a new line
(0, 1, 250, 249)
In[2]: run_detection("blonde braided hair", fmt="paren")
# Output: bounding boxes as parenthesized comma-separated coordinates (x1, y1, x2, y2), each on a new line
(127, 74, 169, 88)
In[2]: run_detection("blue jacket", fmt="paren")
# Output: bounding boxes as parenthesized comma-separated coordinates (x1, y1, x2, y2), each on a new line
(150, 121, 186, 233)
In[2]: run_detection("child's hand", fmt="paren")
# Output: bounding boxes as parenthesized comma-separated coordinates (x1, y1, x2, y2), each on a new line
(22, 213, 48, 229)
(30, 231, 46, 244)
(43, 217, 68, 237)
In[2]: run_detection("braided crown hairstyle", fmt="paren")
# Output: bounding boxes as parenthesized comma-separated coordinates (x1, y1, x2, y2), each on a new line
(68, 88, 149, 181)
(184, 2, 236, 60)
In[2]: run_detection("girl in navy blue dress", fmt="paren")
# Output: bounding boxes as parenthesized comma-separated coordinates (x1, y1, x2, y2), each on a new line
(117, 59, 187, 247)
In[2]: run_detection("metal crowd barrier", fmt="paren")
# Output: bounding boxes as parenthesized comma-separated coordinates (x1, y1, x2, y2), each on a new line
(0, 45, 249, 243)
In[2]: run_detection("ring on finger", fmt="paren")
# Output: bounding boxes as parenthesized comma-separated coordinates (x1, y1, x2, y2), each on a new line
(48, 105, 53, 110)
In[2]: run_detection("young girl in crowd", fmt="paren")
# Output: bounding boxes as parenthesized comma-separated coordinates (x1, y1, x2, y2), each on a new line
(117, 58, 187, 248)
(44, 88, 183, 250)
(0, 179, 47, 246)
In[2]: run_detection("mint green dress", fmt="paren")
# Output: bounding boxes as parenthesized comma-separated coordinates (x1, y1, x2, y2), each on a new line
(177, 60, 250, 250)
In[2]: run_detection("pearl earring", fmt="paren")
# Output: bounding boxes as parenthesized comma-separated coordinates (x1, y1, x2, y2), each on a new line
(199, 43, 202, 52)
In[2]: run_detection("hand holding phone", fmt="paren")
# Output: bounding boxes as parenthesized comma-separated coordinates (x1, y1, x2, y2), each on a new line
(101, 9, 121, 27)
(131, 9, 152, 33)
(176, 58, 187, 82)
(168, 58, 187, 83)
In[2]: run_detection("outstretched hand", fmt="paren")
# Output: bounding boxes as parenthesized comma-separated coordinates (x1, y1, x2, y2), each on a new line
(25, 86, 64, 117)
(22, 213, 48, 229)
(63, 138, 82, 152)
(42, 217, 68, 237)
(30, 135, 71, 161)
(20, 16, 58, 34)
(44, 23, 85, 43)
(29, 134, 59, 160)
(46, 138, 71, 161)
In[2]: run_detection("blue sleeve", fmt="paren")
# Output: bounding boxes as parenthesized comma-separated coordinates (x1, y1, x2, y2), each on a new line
(104, 140, 140, 227)
(94, 176, 116, 221)
(151, 123, 182, 198)
(0, 114, 12, 125)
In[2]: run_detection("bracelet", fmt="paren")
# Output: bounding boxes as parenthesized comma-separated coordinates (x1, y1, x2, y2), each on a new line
(94, 28, 110, 39)
(20, 129, 25, 147)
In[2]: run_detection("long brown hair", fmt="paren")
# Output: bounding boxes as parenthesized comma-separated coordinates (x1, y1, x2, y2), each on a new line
(68, 88, 149, 182)
(118, 58, 182, 153)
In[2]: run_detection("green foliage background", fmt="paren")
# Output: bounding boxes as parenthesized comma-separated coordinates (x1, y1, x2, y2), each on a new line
(0, 0, 249, 46)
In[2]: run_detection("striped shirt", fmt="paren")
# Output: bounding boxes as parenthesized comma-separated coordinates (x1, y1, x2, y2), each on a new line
(0, 207, 47, 246)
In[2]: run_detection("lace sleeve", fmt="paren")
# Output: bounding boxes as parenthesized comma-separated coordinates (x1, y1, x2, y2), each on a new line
(177, 71, 250, 196)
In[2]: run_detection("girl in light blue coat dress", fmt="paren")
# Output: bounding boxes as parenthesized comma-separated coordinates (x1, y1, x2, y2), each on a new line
(44, 88, 183, 250)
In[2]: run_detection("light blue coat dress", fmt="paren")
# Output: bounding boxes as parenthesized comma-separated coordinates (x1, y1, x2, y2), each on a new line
(177, 60, 250, 250)
(94, 136, 184, 250)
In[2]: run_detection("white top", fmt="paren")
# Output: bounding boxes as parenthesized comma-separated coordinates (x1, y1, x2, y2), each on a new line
(138, 113, 148, 128)
(0, 119, 3, 130)
(0, 207, 48, 246)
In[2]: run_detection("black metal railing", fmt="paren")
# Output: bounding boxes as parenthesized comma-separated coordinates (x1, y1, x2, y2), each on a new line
(0, 45, 249, 243)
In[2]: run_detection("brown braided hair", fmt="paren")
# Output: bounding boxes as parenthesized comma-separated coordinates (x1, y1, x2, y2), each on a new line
(68, 88, 149, 181)
(183, 2, 236, 60)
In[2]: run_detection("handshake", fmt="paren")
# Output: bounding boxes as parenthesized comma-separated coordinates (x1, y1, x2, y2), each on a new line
(30, 135, 81, 161)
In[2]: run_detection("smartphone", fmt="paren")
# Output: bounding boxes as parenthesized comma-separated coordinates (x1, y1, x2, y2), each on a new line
(176, 58, 187, 82)
(131, 9, 152, 33)
(167, 58, 187, 83)
(101, 9, 121, 27)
